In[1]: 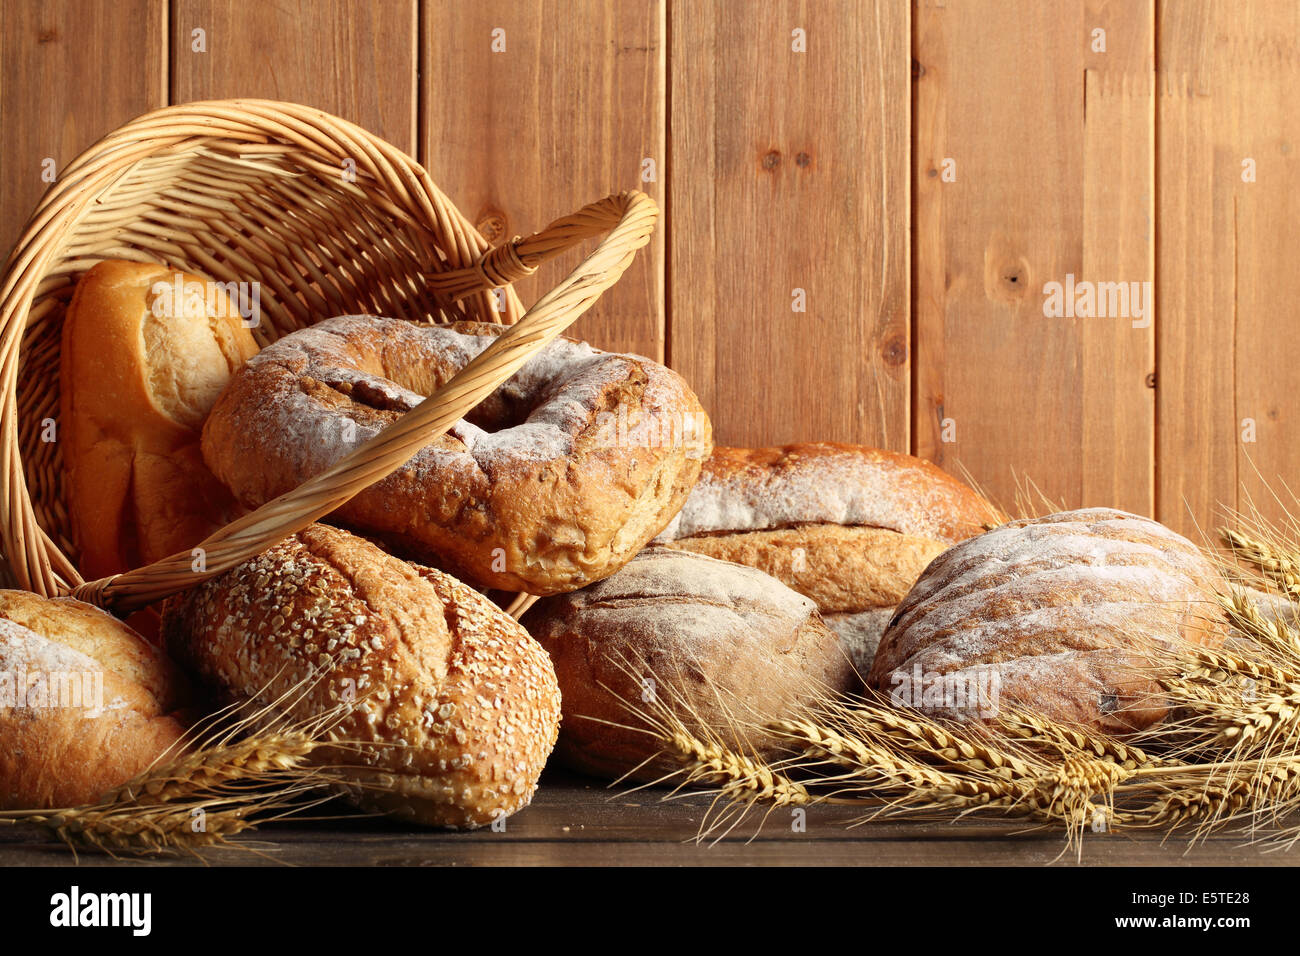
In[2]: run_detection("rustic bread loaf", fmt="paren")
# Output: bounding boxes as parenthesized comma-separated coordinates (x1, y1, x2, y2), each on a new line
(655, 443, 997, 672)
(162, 523, 561, 828)
(0, 590, 189, 809)
(60, 261, 260, 579)
(201, 316, 711, 595)
(521, 547, 856, 782)
(867, 508, 1229, 732)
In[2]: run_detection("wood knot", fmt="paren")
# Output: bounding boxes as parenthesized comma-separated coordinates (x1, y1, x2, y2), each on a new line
(476, 206, 508, 243)
(984, 249, 1032, 303)
(912, 58, 926, 78)
(761, 149, 782, 171)
(881, 334, 907, 368)
(37, 27, 59, 43)
(795, 151, 812, 168)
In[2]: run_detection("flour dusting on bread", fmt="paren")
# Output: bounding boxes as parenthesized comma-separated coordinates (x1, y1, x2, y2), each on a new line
(869, 508, 1229, 733)
(656, 443, 994, 542)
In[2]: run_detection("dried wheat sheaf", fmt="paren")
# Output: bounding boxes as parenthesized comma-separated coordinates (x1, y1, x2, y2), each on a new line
(610, 501, 1300, 856)
(0, 670, 378, 859)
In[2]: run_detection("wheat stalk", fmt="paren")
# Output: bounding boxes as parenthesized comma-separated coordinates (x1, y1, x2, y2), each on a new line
(0, 678, 356, 857)
(621, 649, 1300, 853)
(1224, 527, 1300, 598)
(599, 500, 1300, 854)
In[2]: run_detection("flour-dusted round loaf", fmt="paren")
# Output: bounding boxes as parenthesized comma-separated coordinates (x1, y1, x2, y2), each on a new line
(201, 316, 711, 595)
(521, 547, 856, 782)
(162, 523, 561, 828)
(654, 443, 997, 673)
(867, 508, 1229, 733)
(0, 590, 189, 809)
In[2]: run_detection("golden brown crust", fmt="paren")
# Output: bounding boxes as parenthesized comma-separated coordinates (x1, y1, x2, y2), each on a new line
(661, 443, 998, 543)
(201, 316, 711, 595)
(657, 443, 995, 618)
(666, 524, 949, 612)
(867, 509, 1229, 733)
(0, 590, 187, 708)
(161, 523, 561, 828)
(521, 547, 857, 782)
(0, 591, 189, 809)
(60, 260, 259, 578)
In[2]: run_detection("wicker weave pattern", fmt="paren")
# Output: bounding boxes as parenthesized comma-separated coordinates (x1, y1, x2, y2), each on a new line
(0, 99, 656, 614)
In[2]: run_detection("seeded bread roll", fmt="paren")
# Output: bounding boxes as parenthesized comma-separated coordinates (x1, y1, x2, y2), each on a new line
(522, 547, 856, 782)
(0, 590, 189, 809)
(655, 443, 998, 673)
(161, 523, 561, 828)
(868, 509, 1229, 733)
(61, 260, 260, 579)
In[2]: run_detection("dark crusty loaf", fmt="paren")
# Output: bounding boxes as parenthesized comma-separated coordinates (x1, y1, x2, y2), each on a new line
(867, 508, 1229, 733)
(162, 523, 560, 828)
(522, 546, 856, 782)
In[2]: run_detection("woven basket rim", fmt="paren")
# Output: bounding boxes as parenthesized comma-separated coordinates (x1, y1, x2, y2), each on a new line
(0, 97, 658, 614)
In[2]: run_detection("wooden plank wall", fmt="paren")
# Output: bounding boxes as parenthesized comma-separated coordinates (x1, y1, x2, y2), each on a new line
(670, 1, 910, 450)
(1157, 0, 1300, 539)
(1, 0, 1298, 540)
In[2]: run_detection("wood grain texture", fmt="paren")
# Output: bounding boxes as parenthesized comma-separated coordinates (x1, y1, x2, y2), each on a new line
(914, 0, 1154, 516)
(421, 0, 664, 359)
(171, 0, 416, 153)
(1156, 0, 1300, 538)
(0, 0, 166, 262)
(670, 0, 910, 451)
(0, 773, 1287, 866)
(1154, 2, 1234, 538)
(1081, 1, 1155, 516)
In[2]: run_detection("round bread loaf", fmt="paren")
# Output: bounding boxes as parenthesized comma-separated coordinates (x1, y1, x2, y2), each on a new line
(654, 443, 997, 673)
(0, 590, 189, 809)
(521, 547, 856, 782)
(161, 523, 561, 828)
(201, 316, 711, 595)
(867, 508, 1229, 733)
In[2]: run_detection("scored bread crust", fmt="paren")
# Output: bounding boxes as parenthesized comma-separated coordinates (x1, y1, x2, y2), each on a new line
(521, 547, 857, 782)
(867, 508, 1229, 733)
(60, 260, 259, 578)
(666, 525, 950, 612)
(0, 591, 189, 809)
(657, 443, 997, 621)
(201, 316, 712, 595)
(657, 443, 997, 544)
(161, 523, 561, 829)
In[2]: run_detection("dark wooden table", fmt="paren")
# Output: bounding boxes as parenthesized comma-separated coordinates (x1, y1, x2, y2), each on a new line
(0, 771, 1288, 866)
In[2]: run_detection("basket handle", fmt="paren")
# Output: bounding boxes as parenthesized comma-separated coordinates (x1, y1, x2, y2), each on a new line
(71, 189, 659, 614)
(427, 193, 653, 301)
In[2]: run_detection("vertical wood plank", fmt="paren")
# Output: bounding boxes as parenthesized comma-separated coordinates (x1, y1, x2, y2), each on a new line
(914, 0, 1154, 514)
(1155, 1, 1235, 537)
(1156, 0, 1300, 538)
(421, 1, 664, 359)
(171, 0, 416, 154)
(1081, 1, 1155, 516)
(670, 0, 910, 450)
(1231, 6, 1300, 535)
(0, 0, 167, 261)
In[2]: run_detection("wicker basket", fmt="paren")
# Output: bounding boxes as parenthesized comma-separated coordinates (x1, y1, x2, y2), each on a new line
(0, 99, 657, 616)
